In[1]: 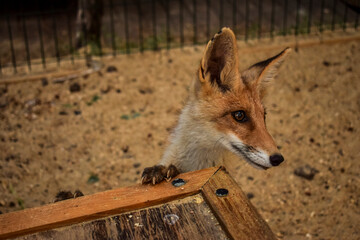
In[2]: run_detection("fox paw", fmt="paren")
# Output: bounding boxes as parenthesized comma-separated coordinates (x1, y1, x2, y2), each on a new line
(141, 164, 180, 185)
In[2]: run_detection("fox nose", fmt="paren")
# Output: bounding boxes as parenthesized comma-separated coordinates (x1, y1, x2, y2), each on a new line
(270, 154, 284, 166)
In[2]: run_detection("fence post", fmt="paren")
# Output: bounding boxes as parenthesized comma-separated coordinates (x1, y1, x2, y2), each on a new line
(270, 0, 275, 38)
(193, 0, 197, 44)
(331, 0, 337, 31)
(179, 0, 184, 47)
(258, 0, 263, 39)
(307, 0, 313, 34)
(232, 0, 237, 33)
(206, 0, 210, 40)
(166, 0, 171, 50)
(283, 0, 288, 36)
(110, 0, 116, 56)
(67, 11, 75, 64)
(123, 0, 130, 54)
(219, 0, 223, 29)
(52, 13, 60, 66)
(78, 0, 89, 64)
(6, 16, 17, 73)
(320, 0, 325, 33)
(245, 0, 249, 41)
(343, 3, 348, 31)
(295, 0, 301, 36)
(137, 0, 144, 52)
(37, 14, 46, 69)
(152, 0, 158, 50)
(22, 15, 31, 71)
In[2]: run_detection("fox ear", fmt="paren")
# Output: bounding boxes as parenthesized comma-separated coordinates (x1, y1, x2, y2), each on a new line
(242, 48, 291, 98)
(199, 27, 239, 92)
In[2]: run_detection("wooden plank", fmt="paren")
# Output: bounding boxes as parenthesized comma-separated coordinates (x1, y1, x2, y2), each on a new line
(0, 68, 94, 85)
(18, 194, 227, 240)
(201, 169, 276, 240)
(238, 33, 360, 55)
(0, 167, 220, 239)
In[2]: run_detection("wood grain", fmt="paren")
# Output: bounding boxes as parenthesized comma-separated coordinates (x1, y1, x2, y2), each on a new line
(0, 167, 220, 239)
(18, 194, 228, 240)
(201, 169, 276, 240)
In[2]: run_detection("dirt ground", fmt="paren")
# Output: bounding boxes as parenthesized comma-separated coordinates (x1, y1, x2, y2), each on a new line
(0, 31, 359, 239)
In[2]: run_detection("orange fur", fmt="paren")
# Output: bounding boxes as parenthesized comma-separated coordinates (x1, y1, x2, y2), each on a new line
(142, 27, 290, 185)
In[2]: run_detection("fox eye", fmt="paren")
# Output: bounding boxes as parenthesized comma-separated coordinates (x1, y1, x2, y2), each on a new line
(231, 110, 248, 123)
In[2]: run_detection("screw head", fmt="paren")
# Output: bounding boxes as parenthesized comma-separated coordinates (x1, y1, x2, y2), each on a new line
(172, 178, 186, 187)
(215, 188, 229, 197)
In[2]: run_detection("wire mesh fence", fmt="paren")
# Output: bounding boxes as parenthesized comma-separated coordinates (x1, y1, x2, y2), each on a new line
(0, 0, 359, 75)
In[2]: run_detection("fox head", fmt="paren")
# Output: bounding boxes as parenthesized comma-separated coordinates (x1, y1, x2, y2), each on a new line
(193, 27, 290, 170)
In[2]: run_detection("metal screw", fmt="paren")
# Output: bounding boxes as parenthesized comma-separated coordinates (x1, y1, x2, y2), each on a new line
(172, 178, 186, 187)
(215, 188, 229, 197)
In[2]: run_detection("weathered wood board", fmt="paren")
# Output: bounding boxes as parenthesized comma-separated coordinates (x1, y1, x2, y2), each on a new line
(0, 167, 218, 239)
(17, 195, 228, 240)
(202, 170, 275, 239)
(0, 167, 276, 240)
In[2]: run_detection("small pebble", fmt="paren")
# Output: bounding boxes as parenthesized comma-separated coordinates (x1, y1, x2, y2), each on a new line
(246, 192, 255, 199)
(74, 110, 82, 115)
(41, 78, 48, 86)
(294, 165, 319, 180)
(59, 111, 68, 116)
(122, 146, 129, 153)
(133, 163, 141, 168)
(101, 86, 111, 94)
(69, 83, 81, 93)
(322, 61, 330, 66)
(106, 66, 118, 72)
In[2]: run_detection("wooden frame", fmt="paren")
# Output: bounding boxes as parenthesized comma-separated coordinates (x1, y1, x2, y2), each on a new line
(0, 167, 276, 239)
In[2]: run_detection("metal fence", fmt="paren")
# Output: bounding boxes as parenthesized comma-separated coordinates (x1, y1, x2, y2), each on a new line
(0, 0, 359, 74)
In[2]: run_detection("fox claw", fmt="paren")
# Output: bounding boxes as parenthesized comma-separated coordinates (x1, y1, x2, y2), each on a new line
(167, 165, 180, 180)
(141, 164, 180, 185)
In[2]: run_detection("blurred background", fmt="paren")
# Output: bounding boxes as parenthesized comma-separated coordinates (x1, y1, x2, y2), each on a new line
(0, 0, 359, 239)
(0, 0, 359, 73)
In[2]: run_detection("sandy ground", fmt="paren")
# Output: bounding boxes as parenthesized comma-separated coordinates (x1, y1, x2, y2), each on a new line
(0, 31, 359, 239)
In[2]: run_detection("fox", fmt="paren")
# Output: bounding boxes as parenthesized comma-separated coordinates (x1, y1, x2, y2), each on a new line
(142, 27, 290, 185)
